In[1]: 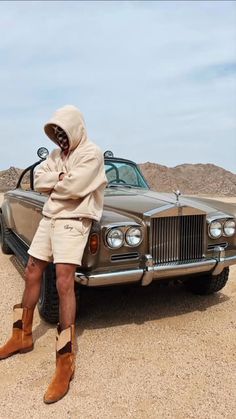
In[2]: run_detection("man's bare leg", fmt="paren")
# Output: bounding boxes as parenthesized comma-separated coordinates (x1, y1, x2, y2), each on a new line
(22, 256, 49, 308)
(43, 263, 76, 404)
(56, 264, 77, 329)
(0, 256, 48, 360)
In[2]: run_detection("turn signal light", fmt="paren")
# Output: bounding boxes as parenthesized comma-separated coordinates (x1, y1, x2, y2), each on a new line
(89, 233, 99, 254)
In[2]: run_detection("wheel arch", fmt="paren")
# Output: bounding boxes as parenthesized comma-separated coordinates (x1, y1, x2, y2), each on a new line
(1, 200, 15, 230)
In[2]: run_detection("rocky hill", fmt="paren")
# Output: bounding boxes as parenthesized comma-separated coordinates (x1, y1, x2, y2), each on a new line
(0, 167, 23, 192)
(0, 162, 236, 196)
(139, 162, 236, 196)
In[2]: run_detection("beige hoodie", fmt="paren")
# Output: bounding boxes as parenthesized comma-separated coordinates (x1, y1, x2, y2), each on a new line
(34, 105, 107, 221)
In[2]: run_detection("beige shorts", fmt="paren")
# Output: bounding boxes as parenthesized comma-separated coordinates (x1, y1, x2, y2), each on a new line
(28, 217, 92, 265)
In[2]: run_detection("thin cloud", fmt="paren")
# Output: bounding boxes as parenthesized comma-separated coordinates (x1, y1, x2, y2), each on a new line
(188, 62, 236, 82)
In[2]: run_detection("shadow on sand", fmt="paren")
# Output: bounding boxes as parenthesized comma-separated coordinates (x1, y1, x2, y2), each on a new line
(9, 255, 230, 340)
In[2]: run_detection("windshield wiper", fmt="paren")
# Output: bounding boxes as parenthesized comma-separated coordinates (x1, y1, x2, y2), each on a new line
(107, 183, 142, 189)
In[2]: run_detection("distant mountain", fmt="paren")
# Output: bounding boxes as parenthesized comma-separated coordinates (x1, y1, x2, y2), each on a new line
(139, 162, 236, 196)
(0, 163, 236, 196)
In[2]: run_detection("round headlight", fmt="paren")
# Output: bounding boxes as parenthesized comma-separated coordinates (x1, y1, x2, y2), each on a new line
(125, 227, 142, 246)
(223, 220, 236, 237)
(106, 228, 124, 248)
(209, 221, 222, 239)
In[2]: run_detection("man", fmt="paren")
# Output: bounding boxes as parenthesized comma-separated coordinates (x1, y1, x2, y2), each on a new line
(0, 105, 107, 403)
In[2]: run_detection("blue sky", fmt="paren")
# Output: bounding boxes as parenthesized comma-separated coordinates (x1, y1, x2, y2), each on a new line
(0, 1, 235, 173)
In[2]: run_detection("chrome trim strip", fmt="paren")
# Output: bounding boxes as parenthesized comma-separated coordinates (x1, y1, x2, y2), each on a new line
(144, 204, 174, 218)
(75, 269, 144, 286)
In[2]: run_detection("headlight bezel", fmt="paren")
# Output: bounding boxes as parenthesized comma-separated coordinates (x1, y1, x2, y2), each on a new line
(105, 225, 143, 249)
(208, 218, 236, 239)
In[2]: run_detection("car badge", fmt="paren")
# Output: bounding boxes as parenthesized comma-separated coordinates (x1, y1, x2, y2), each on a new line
(173, 189, 181, 206)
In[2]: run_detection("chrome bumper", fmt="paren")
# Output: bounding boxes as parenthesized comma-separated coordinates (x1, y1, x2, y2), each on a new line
(75, 247, 236, 287)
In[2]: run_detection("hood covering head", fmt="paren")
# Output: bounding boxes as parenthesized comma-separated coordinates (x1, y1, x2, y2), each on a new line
(44, 105, 88, 151)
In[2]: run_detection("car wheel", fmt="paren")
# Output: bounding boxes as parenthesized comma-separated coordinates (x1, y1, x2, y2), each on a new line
(38, 264, 58, 324)
(38, 264, 81, 324)
(185, 267, 229, 295)
(0, 214, 13, 254)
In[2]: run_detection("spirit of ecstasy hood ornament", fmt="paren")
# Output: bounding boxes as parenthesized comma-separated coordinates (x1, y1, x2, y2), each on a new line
(173, 189, 181, 206)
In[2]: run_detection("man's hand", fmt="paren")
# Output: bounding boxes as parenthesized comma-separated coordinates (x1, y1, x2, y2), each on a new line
(59, 172, 65, 181)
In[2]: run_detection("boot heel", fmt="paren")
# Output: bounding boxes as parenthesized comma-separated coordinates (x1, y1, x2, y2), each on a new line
(20, 344, 34, 354)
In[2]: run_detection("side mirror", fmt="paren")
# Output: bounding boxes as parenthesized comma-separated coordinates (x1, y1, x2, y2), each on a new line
(37, 147, 49, 160)
(104, 150, 114, 158)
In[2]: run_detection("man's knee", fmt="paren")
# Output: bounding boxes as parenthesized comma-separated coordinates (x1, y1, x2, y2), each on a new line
(25, 256, 47, 284)
(56, 265, 76, 297)
(56, 275, 75, 297)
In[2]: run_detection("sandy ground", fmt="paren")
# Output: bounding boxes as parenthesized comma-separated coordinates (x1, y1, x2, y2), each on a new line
(0, 194, 236, 419)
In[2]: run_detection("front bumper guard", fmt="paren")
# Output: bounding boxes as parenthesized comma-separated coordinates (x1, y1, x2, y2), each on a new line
(75, 247, 236, 287)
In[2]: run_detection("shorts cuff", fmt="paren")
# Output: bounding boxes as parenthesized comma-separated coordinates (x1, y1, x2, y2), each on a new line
(53, 259, 80, 265)
(27, 250, 51, 263)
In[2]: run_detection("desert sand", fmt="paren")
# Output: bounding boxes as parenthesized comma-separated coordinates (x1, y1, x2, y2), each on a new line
(0, 193, 236, 418)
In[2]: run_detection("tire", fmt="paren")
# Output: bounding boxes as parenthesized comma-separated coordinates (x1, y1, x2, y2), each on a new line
(185, 267, 229, 295)
(38, 264, 59, 324)
(0, 213, 13, 254)
(38, 264, 81, 324)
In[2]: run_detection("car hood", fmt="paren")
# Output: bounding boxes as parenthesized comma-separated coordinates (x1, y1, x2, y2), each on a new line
(104, 187, 236, 220)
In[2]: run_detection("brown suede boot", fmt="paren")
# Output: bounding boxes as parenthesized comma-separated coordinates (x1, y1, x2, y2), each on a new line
(43, 324, 75, 404)
(0, 304, 34, 360)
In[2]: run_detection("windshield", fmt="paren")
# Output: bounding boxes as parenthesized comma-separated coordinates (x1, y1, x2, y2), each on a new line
(105, 160, 149, 189)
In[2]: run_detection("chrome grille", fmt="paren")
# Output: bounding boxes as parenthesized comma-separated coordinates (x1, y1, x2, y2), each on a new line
(150, 215, 205, 264)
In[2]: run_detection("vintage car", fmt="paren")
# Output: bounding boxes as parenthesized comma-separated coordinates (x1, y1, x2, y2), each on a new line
(1, 148, 236, 323)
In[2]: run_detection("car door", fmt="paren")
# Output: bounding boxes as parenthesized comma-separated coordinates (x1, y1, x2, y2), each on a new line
(7, 167, 45, 245)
